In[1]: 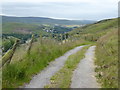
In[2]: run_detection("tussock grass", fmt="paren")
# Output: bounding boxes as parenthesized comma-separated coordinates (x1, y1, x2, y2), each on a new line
(11, 44, 28, 63)
(44, 46, 90, 88)
(95, 29, 118, 88)
(2, 38, 91, 88)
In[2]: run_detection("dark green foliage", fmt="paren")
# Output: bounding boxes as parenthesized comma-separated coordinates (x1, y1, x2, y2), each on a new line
(1, 39, 20, 67)
(2, 34, 32, 44)
(2, 37, 16, 52)
(53, 26, 72, 33)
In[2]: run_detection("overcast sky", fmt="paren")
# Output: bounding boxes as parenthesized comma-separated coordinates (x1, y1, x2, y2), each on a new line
(1, 0, 119, 20)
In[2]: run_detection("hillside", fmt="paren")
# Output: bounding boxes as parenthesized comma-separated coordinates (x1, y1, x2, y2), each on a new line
(2, 22, 74, 34)
(2, 16, 96, 25)
(69, 18, 117, 41)
(95, 29, 118, 88)
(2, 22, 48, 34)
(69, 18, 118, 88)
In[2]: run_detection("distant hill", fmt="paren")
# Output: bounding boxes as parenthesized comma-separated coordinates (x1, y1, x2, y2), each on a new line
(2, 22, 74, 34)
(2, 16, 96, 25)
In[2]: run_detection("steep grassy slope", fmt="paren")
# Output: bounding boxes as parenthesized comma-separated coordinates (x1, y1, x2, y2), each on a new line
(95, 29, 118, 88)
(69, 18, 117, 42)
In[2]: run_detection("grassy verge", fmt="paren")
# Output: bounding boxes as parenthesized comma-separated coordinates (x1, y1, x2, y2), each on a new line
(95, 29, 118, 88)
(44, 45, 90, 88)
(2, 38, 92, 88)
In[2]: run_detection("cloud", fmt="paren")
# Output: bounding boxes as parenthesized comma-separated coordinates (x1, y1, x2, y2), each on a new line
(2, 0, 119, 4)
(1, 0, 118, 20)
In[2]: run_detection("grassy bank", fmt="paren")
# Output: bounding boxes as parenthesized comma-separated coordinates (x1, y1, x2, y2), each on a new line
(69, 18, 118, 88)
(45, 45, 90, 88)
(2, 38, 91, 88)
(95, 29, 118, 88)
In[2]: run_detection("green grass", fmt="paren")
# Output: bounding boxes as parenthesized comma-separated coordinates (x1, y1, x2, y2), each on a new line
(2, 22, 48, 34)
(69, 18, 117, 42)
(10, 44, 28, 63)
(2, 36, 16, 52)
(2, 38, 92, 88)
(0, 69, 2, 90)
(44, 45, 90, 88)
(95, 29, 118, 88)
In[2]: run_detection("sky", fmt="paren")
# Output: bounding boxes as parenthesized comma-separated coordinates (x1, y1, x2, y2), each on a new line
(1, 0, 119, 20)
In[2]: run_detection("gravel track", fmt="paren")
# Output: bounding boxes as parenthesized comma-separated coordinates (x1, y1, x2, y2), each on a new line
(24, 45, 85, 88)
(71, 46, 100, 88)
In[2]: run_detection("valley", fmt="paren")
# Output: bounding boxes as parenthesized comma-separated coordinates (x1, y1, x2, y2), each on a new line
(1, 16, 118, 88)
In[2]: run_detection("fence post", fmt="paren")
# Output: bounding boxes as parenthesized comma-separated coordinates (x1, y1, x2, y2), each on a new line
(1, 39, 20, 67)
(27, 34, 34, 55)
(40, 33, 42, 45)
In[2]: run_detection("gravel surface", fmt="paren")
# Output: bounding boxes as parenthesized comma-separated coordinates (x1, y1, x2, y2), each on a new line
(24, 45, 85, 88)
(71, 46, 100, 88)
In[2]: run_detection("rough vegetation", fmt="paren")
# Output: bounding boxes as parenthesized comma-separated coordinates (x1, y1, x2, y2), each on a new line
(95, 29, 118, 88)
(2, 37, 90, 88)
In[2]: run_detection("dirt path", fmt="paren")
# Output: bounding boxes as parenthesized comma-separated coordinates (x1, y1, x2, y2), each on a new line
(71, 46, 100, 88)
(24, 45, 85, 88)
